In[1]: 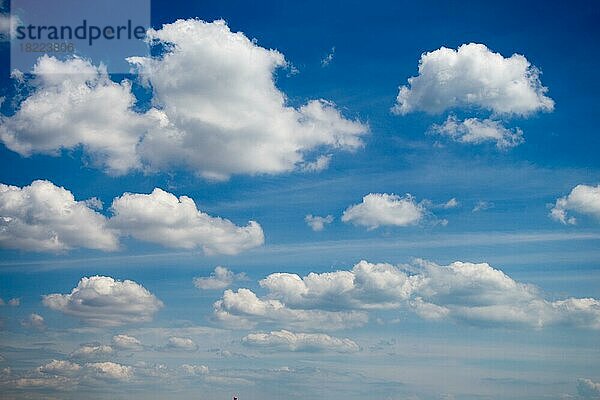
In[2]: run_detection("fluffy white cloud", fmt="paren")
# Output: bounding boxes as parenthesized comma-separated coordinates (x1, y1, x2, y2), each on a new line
(258, 260, 600, 329)
(431, 116, 524, 149)
(112, 334, 142, 350)
(305, 214, 334, 231)
(578, 378, 600, 399)
(70, 344, 113, 359)
(213, 288, 368, 330)
(0, 180, 118, 252)
(128, 19, 368, 180)
(0, 56, 161, 175)
(193, 266, 247, 290)
(550, 184, 600, 225)
(109, 188, 264, 255)
(42, 276, 163, 326)
(1, 21, 367, 179)
(341, 193, 426, 229)
(166, 337, 198, 351)
(242, 330, 359, 353)
(85, 362, 133, 381)
(392, 43, 554, 116)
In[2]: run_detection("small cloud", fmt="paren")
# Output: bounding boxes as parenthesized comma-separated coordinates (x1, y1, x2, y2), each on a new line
(441, 198, 459, 209)
(305, 214, 334, 232)
(193, 266, 247, 290)
(166, 336, 197, 351)
(112, 334, 142, 350)
(472, 201, 494, 213)
(20, 313, 45, 330)
(321, 47, 335, 67)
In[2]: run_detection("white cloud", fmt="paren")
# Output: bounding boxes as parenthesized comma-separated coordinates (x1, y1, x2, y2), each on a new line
(193, 266, 247, 290)
(300, 154, 332, 172)
(112, 334, 142, 350)
(472, 201, 494, 212)
(257, 259, 600, 329)
(213, 288, 368, 330)
(3, 21, 367, 179)
(70, 344, 114, 359)
(578, 378, 600, 399)
(109, 188, 264, 255)
(20, 313, 45, 330)
(441, 198, 459, 209)
(0, 180, 118, 252)
(341, 193, 426, 229)
(321, 47, 335, 67)
(85, 361, 133, 381)
(242, 329, 359, 353)
(551, 184, 600, 225)
(166, 337, 197, 351)
(42, 276, 163, 326)
(431, 116, 524, 149)
(127, 19, 367, 180)
(0, 56, 161, 175)
(305, 214, 334, 231)
(392, 43, 554, 116)
(37, 360, 81, 376)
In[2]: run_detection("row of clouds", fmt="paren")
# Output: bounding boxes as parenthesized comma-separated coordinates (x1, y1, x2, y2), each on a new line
(0, 20, 555, 180)
(213, 261, 600, 331)
(37, 261, 600, 331)
(1, 180, 598, 254)
(0, 180, 263, 254)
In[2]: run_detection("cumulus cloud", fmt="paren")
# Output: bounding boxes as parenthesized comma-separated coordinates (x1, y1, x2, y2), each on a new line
(166, 337, 198, 351)
(193, 266, 247, 290)
(256, 259, 600, 329)
(128, 19, 368, 180)
(112, 334, 142, 350)
(37, 360, 81, 376)
(42, 276, 163, 326)
(242, 330, 359, 353)
(70, 344, 114, 359)
(305, 214, 334, 231)
(213, 288, 368, 330)
(0, 21, 367, 179)
(85, 362, 133, 381)
(550, 184, 600, 225)
(392, 43, 554, 116)
(109, 188, 264, 255)
(341, 193, 426, 229)
(431, 116, 524, 149)
(0, 180, 118, 252)
(0, 56, 161, 175)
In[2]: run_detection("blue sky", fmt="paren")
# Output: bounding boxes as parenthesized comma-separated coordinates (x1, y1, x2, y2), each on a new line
(0, 0, 599, 399)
